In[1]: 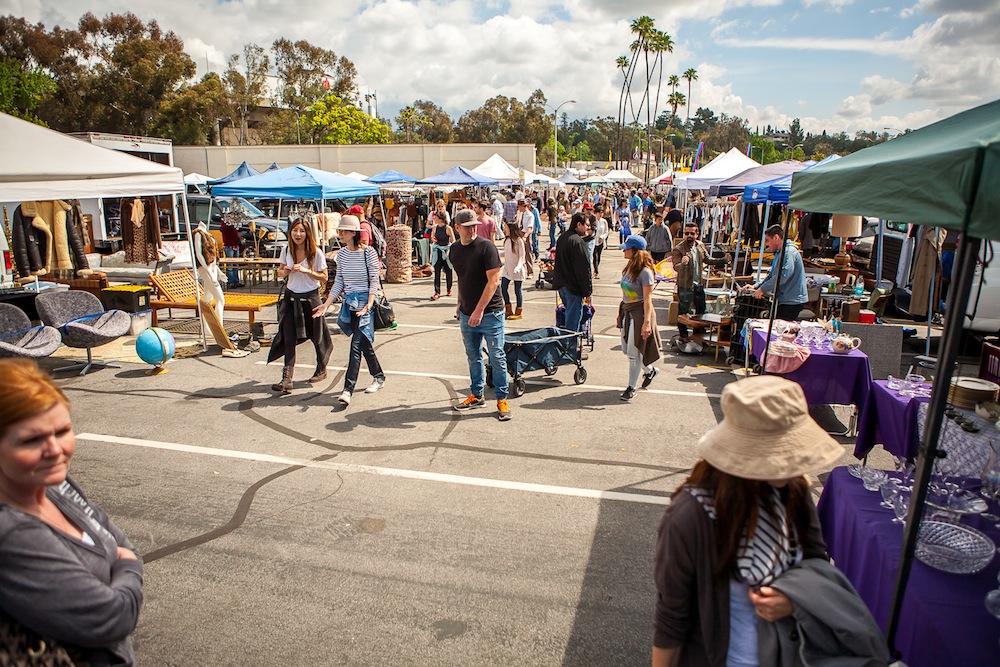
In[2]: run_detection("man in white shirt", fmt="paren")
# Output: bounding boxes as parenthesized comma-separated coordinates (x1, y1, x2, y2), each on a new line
(514, 196, 536, 275)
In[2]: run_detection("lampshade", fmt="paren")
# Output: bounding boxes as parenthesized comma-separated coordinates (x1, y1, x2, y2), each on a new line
(831, 214, 863, 238)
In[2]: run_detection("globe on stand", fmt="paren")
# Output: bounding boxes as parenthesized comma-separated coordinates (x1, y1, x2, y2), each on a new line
(135, 327, 175, 375)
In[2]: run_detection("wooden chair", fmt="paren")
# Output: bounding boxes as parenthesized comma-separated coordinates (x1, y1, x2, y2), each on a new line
(149, 270, 278, 326)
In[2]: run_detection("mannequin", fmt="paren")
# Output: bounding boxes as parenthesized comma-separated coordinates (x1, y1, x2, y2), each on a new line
(193, 221, 226, 324)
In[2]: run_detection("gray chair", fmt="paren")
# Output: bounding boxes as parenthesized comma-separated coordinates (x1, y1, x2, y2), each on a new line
(35, 290, 131, 375)
(0, 303, 62, 359)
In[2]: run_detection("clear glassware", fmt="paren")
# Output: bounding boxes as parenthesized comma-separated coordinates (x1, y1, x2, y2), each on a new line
(906, 372, 926, 387)
(879, 478, 901, 509)
(860, 467, 888, 491)
(891, 490, 910, 524)
(984, 571, 1000, 619)
(886, 375, 902, 390)
(980, 440, 1000, 521)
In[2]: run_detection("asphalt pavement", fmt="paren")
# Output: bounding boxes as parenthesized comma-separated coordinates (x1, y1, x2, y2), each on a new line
(52, 246, 877, 666)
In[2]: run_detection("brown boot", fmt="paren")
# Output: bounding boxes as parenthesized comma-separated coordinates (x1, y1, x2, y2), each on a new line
(505, 304, 514, 318)
(271, 365, 294, 393)
(308, 368, 328, 383)
(509, 307, 523, 320)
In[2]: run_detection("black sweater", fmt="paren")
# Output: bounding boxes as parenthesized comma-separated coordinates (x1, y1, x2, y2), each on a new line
(552, 231, 593, 297)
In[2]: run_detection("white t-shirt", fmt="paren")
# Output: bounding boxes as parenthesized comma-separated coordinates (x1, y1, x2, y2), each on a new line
(280, 246, 327, 293)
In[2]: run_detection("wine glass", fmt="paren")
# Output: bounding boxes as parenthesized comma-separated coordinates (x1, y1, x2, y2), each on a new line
(879, 478, 901, 509)
(890, 489, 910, 524)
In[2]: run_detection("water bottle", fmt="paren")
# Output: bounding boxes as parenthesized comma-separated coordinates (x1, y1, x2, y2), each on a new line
(854, 280, 864, 296)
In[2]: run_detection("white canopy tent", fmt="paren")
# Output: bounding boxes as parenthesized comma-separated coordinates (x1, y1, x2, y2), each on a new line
(675, 147, 760, 190)
(649, 169, 674, 185)
(0, 113, 185, 200)
(0, 113, 206, 347)
(604, 169, 642, 183)
(472, 154, 521, 183)
(344, 171, 369, 181)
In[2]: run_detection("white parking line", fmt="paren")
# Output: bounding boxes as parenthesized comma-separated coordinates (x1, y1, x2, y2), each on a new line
(252, 362, 721, 398)
(76, 433, 671, 506)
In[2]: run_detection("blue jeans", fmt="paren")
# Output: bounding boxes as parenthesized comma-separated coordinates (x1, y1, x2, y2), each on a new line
(223, 246, 240, 285)
(531, 230, 540, 257)
(559, 288, 585, 332)
(501, 277, 522, 308)
(677, 285, 707, 337)
(459, 309, 508, 399)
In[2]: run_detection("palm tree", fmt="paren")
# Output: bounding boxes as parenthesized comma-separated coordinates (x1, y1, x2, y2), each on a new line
(646, 30, 674, 178)
(615, 55, 630, 167)
(667, 92, 686, 128)
(668, 74, 680, 95)
(397, 106, 415, 142)
(629, 16, 660, 179)
(682, 68, 698, 122)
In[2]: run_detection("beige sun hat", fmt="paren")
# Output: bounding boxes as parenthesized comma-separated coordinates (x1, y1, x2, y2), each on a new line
(337, 215, 362, 231)
(697, 375, 843, 480)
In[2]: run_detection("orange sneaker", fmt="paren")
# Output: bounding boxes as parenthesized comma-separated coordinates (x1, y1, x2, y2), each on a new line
(497, 399, 511, 421)
(454, 395, 485, 411)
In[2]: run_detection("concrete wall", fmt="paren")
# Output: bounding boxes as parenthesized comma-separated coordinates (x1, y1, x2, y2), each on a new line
(173, 144, 536, 180)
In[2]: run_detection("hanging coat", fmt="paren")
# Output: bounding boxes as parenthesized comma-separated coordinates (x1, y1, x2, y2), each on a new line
(11, 201, 91, 278)
(910, 225, 947, 318)
(120, 197, 161, 264)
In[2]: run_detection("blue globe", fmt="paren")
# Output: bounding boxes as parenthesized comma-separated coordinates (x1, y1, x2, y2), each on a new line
(135, 327, 176, 367)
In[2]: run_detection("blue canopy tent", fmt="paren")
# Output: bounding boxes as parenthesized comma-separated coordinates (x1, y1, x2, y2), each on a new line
(366, 169, 417, 184)
(265, 162, 281, 172)
(736, 155, 842, 278)
(206, 161, 260, 186)
(212, 165, 380, 200)
(416, 166, 498, 186)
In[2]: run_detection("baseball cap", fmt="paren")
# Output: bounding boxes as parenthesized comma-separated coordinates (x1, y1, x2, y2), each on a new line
(620, 235, 647, 251)
(582, 202, 594, 210)
(347, 204, 364, 215)
(455, 209, 478, 226)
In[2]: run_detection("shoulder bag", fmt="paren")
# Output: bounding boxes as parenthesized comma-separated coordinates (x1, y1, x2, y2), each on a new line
(363, 248, 396, 331)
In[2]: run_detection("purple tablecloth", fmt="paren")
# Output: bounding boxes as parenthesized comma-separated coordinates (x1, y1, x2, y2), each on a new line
(750, 328, 873, 407)
(817, 467, 1000, 667)
(854, 380, 928, 459)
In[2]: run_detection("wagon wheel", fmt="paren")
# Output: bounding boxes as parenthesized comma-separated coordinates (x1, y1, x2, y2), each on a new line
(512, 377, 526, 398)
(573, 367, 588, 385)
(725, 355, 736, 365)
(543, 365, 557, 376)
(485, 364, 494, 388)
(752, 363, 763, 375)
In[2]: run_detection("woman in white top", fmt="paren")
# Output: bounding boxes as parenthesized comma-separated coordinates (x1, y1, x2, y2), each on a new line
(313, 216, 385, 406)
(592, 203, 610, 279)
(268, 218, 332, 393)
(501, 221, 527, 321)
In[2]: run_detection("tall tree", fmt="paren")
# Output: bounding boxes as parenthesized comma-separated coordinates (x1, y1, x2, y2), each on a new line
(701, 113, 751, 156)
(0, 57, 55, 124)
(788, 117, 805, 148)
(682, 68, 698, 121)
(303, 94, 389, 145)
(224, 43, 269, 145)
(413, 100, 453, 143)
(667, 91, 686, 128)
(668, 74, 680, 95)
(153, 72, 228, 145)
(395, 106, 415, 142)
(614, 54, 630, 168)
(271, 38, 358, 142)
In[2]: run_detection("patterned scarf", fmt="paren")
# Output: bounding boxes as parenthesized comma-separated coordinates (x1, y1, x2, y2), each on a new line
(687, 486, 801, 587)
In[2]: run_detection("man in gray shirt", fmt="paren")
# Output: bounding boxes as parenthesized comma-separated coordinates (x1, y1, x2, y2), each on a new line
(642, 211, 673, 262)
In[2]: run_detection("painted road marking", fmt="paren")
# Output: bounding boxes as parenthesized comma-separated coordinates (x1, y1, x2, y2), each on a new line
(251, 363, 721, 399)
(76, 433, 671, 506)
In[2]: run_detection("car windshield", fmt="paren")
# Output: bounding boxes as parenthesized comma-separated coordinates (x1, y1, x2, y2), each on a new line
(218, 198, 266, 218)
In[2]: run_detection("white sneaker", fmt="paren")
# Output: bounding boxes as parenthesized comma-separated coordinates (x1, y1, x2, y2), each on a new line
(365, 377, 385, 394)
(338, 391, 352, 405)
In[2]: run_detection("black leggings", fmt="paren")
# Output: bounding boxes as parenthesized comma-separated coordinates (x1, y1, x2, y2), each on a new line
(434, 255, 453, 293)
(593, 244, 604, 274)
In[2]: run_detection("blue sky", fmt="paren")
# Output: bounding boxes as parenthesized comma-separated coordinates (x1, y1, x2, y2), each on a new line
(12, 0, 1000, 136)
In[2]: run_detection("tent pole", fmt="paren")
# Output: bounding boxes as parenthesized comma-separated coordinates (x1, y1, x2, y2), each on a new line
(180, 193, 207, 350)
(755, 201, 773, 281)
(885, 234, 981, 657)
(926, 265, 936, 357)
(876, 218, 885, 288)
(731, 201, 746, 283)
(758, 216, 789, 376)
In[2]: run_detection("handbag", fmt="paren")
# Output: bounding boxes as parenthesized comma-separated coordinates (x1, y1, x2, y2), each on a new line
(363, 248, 396, 331)
(0, 617, 81, 666)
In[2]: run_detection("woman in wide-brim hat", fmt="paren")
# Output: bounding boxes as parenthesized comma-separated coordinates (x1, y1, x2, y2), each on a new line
(651, 375, 844, 667)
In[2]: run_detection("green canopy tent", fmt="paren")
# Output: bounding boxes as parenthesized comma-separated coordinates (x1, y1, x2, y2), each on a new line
(789, 97, 1000, 660)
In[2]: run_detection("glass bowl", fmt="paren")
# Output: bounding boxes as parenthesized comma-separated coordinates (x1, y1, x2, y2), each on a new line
(916, 521, 995, 574)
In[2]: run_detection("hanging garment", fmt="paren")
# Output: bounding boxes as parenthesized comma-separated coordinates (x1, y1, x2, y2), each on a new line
(120, 197, 161, 264)
(910, 225, 947, 318)
(11, 201, 92, 278)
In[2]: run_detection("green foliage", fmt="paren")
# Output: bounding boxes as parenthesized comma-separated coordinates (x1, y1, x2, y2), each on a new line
(224, 43, 269, 146)
(304, 94, 389, 145)
(0, 57, 55, 124)
(748, 134, 782, 164)
(788, 118, 805, 147)
(153, 72, 228, 145)
(455, 91, 549, 145)
(700, 113, 751, 156)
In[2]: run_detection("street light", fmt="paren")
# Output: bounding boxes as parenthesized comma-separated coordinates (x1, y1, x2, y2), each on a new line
(545, 100, 576, 168)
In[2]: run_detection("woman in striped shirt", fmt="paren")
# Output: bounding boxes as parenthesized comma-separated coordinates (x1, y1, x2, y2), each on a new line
(313, 215, 385, 406)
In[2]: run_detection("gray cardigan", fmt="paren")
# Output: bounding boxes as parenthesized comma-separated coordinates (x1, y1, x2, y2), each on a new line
(0, 477, 143, 666)
(653, 487, 828, 667)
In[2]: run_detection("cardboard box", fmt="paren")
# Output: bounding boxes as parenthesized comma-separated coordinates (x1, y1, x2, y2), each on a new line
(842, 299, 862, 322)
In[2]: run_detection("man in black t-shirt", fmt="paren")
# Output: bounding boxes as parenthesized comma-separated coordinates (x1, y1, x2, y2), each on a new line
(449, 209, 511, 421)
(665, 204, 684, 240)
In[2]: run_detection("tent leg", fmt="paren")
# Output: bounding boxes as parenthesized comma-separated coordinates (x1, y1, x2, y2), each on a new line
(885, 235, 981, 657)
(755, 202, 772, 281)
(925, 266, 936, 357)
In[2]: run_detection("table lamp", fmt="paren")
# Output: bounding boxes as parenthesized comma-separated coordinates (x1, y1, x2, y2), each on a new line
(831, 214, 862, 266)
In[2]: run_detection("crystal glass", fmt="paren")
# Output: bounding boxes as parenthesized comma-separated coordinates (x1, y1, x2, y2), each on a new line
(891, 489, 910, 524)
(985, 572, 1000, 620)
(860, 467, 888, 491)
(886, 375, 902, 390)
(906, 372, 926, 387)
(879, 478, 901, 509)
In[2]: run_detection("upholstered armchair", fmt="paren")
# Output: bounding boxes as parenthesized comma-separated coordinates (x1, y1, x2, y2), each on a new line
(0, 303, 62, 359)
(35, 290, 131, 375)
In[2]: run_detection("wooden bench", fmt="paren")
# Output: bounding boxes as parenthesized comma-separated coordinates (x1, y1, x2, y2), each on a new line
(149, 270, 279, 326)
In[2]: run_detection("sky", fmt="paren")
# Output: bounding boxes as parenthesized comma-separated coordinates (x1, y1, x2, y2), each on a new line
(5, 0, 1000, 136)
